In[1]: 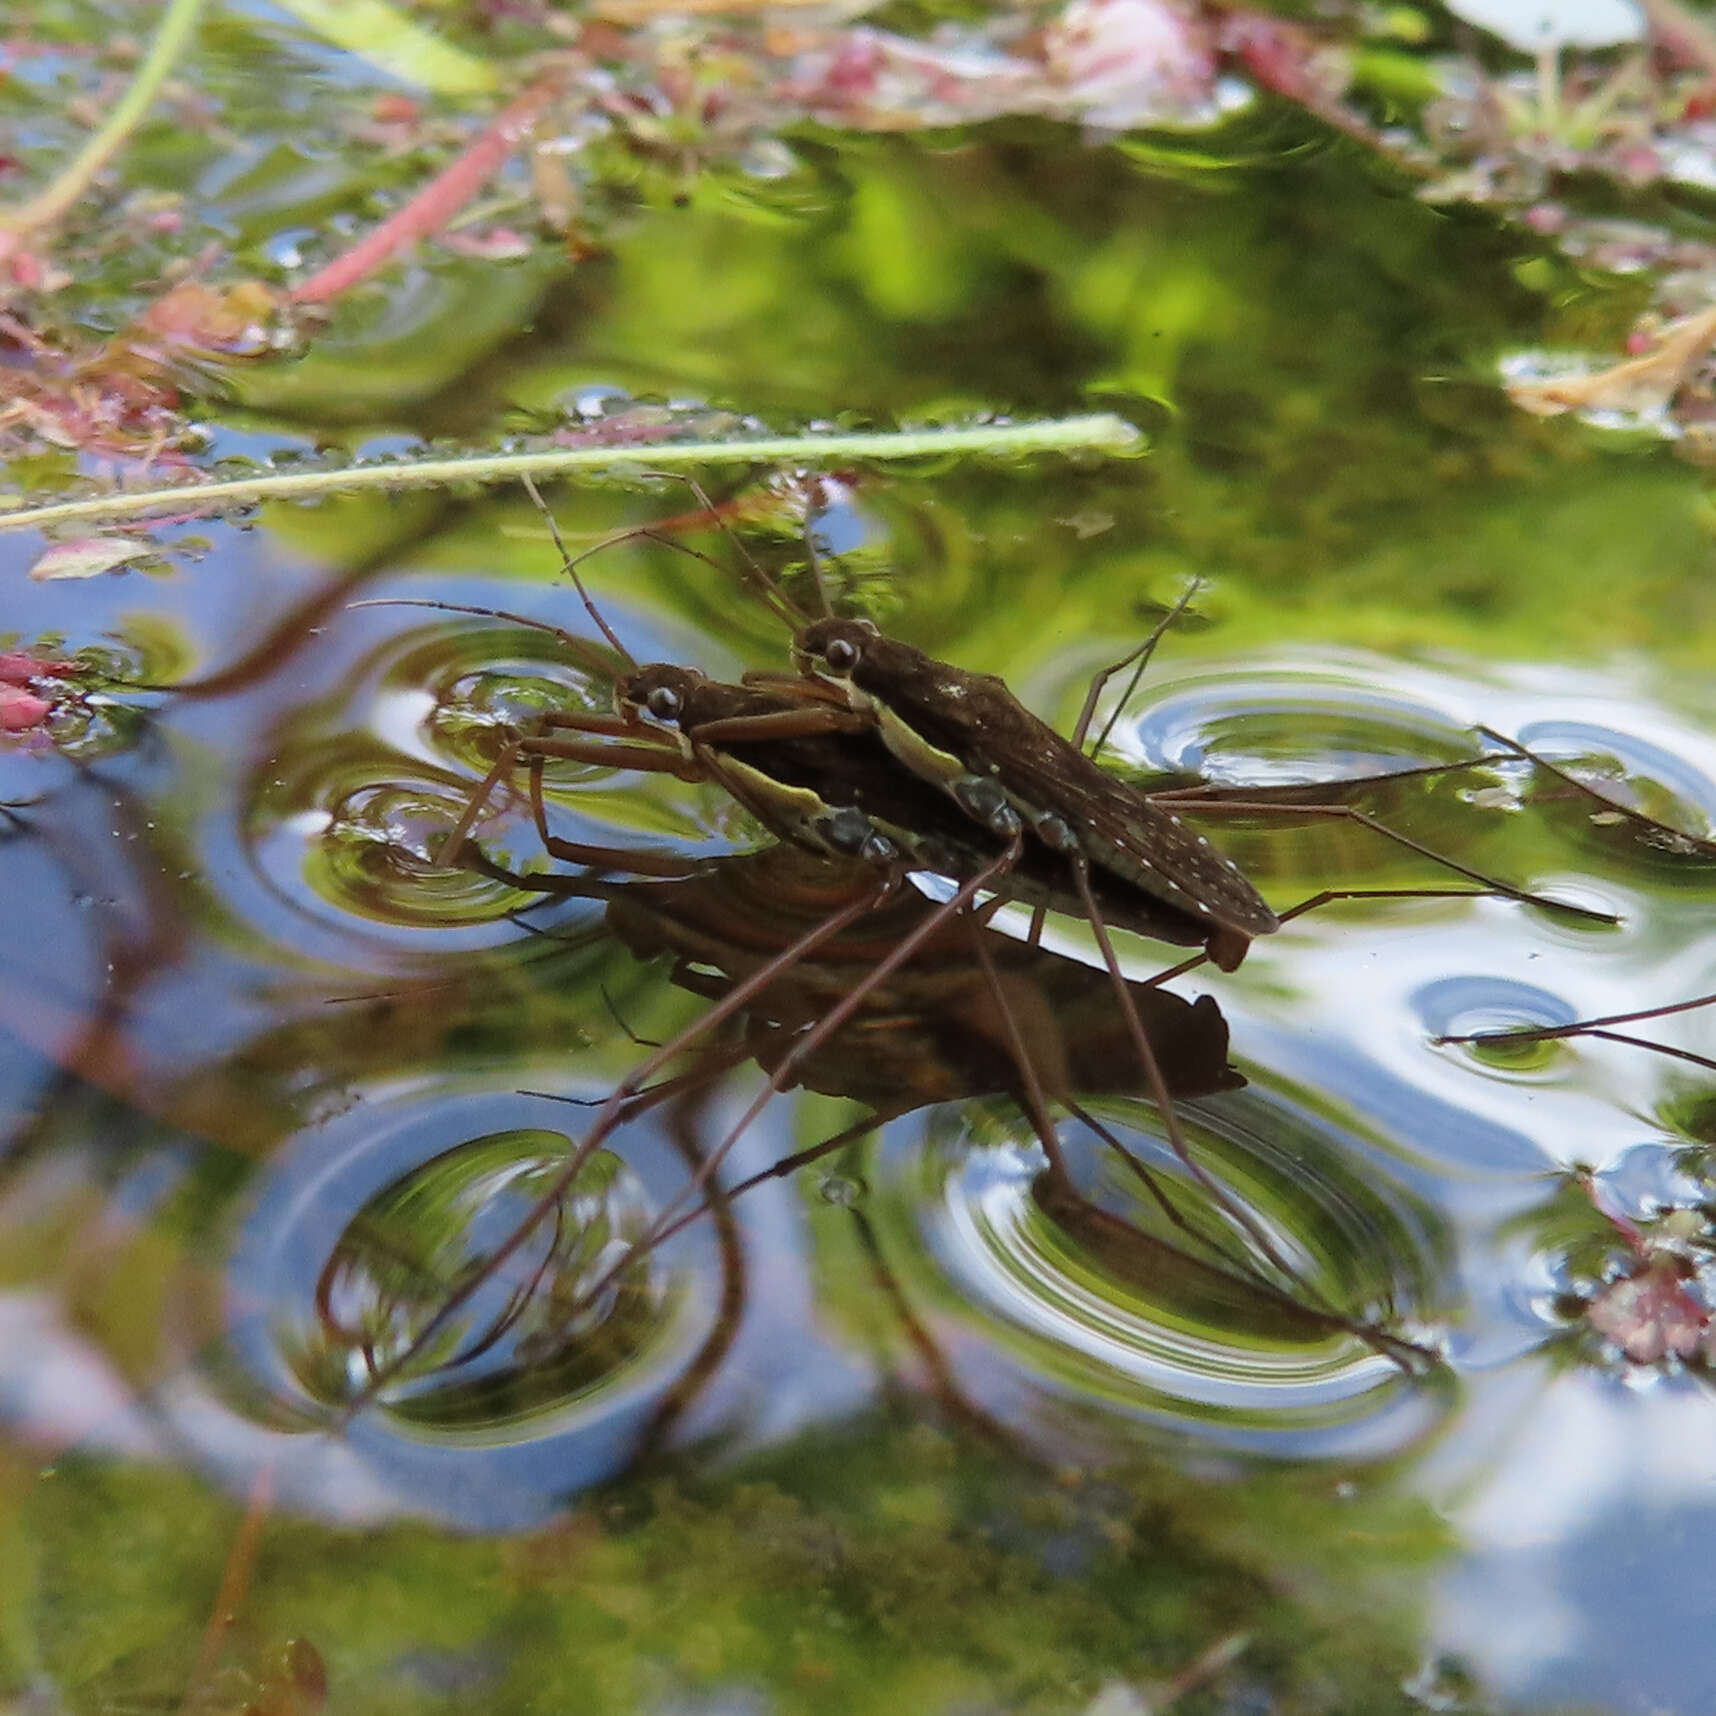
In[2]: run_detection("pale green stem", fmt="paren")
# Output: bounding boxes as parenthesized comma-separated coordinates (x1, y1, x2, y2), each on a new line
(0, 0, 210, 236)
(269, 0, 499, 95)
(1534, 42, 1560, 138)
(0, 417, 1143, 535)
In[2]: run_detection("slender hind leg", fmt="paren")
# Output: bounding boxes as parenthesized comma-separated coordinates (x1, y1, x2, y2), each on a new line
(1158, 795, 1618, 924)
(1143, 885, 1500, 986)
(441, 715, 703, 876)
(1067, 856, 1307, 1285)
(333, 869, 902, 1425)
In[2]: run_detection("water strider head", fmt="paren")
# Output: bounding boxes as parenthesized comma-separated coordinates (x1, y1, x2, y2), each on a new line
(614, 660, 906, 867)
(792, 617, 886, 690)
(612, 662, 715, 760)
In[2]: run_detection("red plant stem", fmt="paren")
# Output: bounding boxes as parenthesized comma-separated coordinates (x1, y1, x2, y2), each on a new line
(185, 1464, 276, 1702)
(288, 67, 570, 306)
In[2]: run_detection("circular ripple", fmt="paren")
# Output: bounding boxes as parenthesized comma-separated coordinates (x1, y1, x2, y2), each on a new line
(869, 1094, 1448, 1456)
(223, 619, 671, 965)
(304, 1129, 663, 1428)
(401, 624, 617, 784)
(218, 1085, 734, 1496)
(1123, 672, 1479, 785)
(1416, 977, 1579, 1079)
(241, 746, 552, 953)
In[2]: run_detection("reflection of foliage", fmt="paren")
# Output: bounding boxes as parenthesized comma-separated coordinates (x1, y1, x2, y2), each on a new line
(0, 640, 157, 762)
(1507, 1165, 1716, 1370)
(7, 1416, 1465, 1716)
(1662, 1084, 1716, 1146)
(9, 2, 1716, 668)
(245, 124, 1715, 667)
(11, 4, 1716, 1713)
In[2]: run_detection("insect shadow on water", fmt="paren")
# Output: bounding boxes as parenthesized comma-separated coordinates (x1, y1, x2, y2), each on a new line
(455, 843, 1437, 1376)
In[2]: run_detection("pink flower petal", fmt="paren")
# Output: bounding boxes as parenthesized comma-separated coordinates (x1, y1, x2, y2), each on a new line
(0, 686, 53, 731)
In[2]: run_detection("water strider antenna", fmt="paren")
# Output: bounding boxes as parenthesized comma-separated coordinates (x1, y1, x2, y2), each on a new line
(521, 474, 639, 670)
(348, 595, 593, 652)
(801, 485, 836, 619)
(634, 469, 813, 631)
(524, 472, 815, 638)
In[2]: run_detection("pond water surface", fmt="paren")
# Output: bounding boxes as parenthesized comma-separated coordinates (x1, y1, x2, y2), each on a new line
(6, 63, 1716, 1716)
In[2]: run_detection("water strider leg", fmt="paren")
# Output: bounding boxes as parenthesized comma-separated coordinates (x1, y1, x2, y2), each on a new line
(998, 578, 1205, 953)
(439, 741, 525, 861)
(551, 837, 1030, 1324)
(437, 716, 691, 868)
(1142, 886, 1496, 986)
(1477, 725, 1716, 859)
(515, 746, 701, 879)
(439, 715, 700, 877)
(686, 703, 870, 745)
(1058, 1095, 1268, 1272)
(1161, 796, 1618, 924)
(961, 915, 1071, 1183)
(1072, 578, 1205, 759)
(1067, 855, 1307, 1285)
(613, 1105, 898, 1266)
(521, 1046, 763, 1129)
(1149, 756, 1497, 806)
(1436, 989, 1716, 1074)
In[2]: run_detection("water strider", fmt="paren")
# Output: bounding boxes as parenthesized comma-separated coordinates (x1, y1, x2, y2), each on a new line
(610, 661, 1267, 953)
(782, 614, 1621, 970)
(496, 472, 1614, 972)
(578, 470, 1615, 970)
(418, 478, 1281, 961)
(403, 605, 1202, 949)
(781, 615, 1279, 971)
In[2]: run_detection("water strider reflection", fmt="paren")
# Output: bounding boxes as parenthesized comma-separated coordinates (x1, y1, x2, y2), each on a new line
(202, 841, 1438, 1521)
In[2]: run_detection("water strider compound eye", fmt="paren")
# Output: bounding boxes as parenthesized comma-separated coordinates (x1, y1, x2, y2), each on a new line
(646, 684, 682, 723)
(823, 636, 860, 674)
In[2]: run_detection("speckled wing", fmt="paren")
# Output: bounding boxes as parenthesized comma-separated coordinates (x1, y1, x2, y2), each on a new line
(1039, 766, 1276, 934)
(966, 715, 1280, 939)
(844, 634, 1278, 939)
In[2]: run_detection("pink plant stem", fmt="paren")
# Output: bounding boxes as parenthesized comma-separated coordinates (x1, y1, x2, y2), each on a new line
(288, 67, 570, 306)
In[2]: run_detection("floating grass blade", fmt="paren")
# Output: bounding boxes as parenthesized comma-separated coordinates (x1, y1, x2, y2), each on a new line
(0, 417, 1144, 537)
